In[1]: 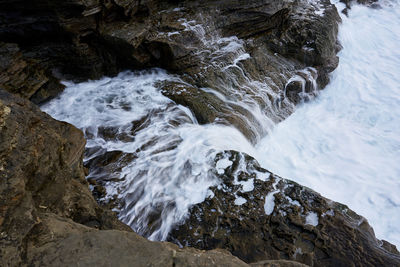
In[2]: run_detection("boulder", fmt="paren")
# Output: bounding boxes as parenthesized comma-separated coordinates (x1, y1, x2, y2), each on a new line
(168, 151, 400, 266)
(0, 89, 131, 265)
(26, 213, 249, 267)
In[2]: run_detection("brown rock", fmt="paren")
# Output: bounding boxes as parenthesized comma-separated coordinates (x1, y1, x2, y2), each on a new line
(0, 42, 65, 102)
(25, 213, 249, 267)
(0, 90, 256, 267)
(0, 89, 128, 265)
(251, 260, 309, 267)
(168, 151, 400, 266)
(0, 0, 341, 140)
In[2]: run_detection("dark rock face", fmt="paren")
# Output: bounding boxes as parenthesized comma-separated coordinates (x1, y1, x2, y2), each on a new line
(168, 151, 400, 266)
(0, 89, 130, 265)
(0, 42, 65, 102)
(2, 0, 394, 266)
(0, 0, 341, 141)
(0, 89, 252, 267)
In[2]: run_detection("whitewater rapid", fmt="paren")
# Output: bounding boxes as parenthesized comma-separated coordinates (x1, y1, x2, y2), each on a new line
(42, 70, 256, 240)
(256, 1, 400, 247)
(41, 0, 400, 248)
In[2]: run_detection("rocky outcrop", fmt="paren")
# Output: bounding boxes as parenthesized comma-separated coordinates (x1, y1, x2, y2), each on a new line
(0, 0, 341, 141)
(168, 151, 400, 266)
(26, 213, 249, 267)
(0, 89, 128, 264)
(0, 89, 253, 267)
(0, 42, 65, 102)
(2, 0, 394, 266)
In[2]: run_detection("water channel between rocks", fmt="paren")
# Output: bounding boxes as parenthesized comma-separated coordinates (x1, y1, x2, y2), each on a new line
(42, 1, 400, 247)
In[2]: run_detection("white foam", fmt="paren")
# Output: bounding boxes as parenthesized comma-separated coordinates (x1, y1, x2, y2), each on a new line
(294, 247, 303, 258)
(305, 212, 319, 226)
(322, 209, 334, 217)
(235, 197, 247, 205)
(238, 178, 254, 192)
(42, 69, 256, 241)
(306, 0, 325, 16)
(264, 191, 278, 215)
(216, 158, 233, 174)
(256, 1, 400, 247)
(286, 196, 301, 207)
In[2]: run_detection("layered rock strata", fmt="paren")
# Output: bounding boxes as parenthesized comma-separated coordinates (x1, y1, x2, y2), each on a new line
(0, 0, 341, 142)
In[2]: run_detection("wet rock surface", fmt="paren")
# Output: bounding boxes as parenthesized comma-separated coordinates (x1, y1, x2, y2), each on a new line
(0, 89, 130, 264)
(0, 0, 341, 141)
(168, 151, 400, 266)
(1, 0, 396, 266)
(0, 89, 253, 267)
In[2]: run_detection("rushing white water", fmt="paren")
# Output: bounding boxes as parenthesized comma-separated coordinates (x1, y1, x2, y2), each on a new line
(42, 69, 256, 240)
(256, 1, 400, 247)
(41, 0, 400, 249)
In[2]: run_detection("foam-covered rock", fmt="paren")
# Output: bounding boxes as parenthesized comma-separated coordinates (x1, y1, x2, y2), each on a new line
(168, 151, 400, 266)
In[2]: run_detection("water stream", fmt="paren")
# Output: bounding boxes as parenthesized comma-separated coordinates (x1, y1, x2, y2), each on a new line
(42, 1, 400, 247)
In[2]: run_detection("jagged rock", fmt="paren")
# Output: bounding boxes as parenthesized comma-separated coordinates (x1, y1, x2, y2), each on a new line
(0, 42, 65, 103)
(0, 89, 261, 267)
(168, 151, 400, 266)
(0, 0, 341, 141)
(0, 89, 132, 265)
(25, 213, 249, 267)
(160, 80, 265, 143)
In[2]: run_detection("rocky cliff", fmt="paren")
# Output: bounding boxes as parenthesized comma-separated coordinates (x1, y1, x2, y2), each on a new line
(0, 0, 341, 142)
(168, 151, 400, 266)
(0, 89, 252, 266)
(1, 0, 399, 266)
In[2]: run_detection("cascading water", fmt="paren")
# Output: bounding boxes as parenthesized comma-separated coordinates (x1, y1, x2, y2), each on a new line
(41, 0, 400, 248)
(42, 69, 257, 240)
